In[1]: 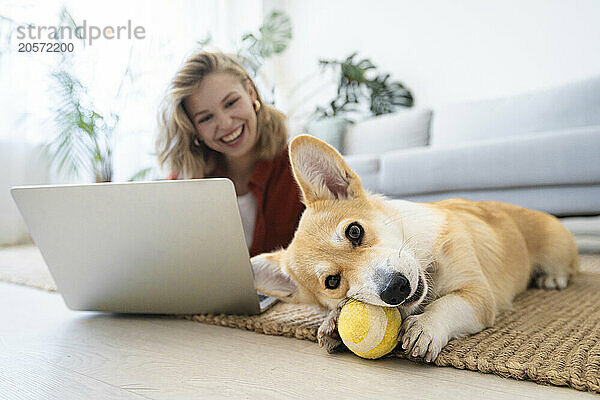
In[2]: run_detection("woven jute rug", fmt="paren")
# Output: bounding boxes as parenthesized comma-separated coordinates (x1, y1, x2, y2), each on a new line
(187, 255, 600, 394)
(2, 245, 599, 393)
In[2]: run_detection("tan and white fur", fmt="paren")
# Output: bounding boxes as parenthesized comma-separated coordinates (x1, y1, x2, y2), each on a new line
(251, 135, 579, 362)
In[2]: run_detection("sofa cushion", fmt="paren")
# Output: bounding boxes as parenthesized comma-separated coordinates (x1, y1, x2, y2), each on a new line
(344, 154, 379, 175)
(344, 108, 431, 155)
(344, 154, 380, 192)
(380, 126, 600, 197)
(430, 76, 600, 146)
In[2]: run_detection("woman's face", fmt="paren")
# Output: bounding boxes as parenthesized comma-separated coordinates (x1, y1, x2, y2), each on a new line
(184, 73, 258, 160)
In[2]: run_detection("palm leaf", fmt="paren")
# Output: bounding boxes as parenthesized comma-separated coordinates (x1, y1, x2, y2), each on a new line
(45, 69, 116, 182)
(128, 167, 155, 182)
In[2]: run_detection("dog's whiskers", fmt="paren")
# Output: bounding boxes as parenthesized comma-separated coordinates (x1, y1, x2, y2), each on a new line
(383, 216, 402, 226)
(398, 233, 418, 256)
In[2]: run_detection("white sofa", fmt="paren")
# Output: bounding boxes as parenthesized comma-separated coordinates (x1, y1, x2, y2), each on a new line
(343, 76, 600, 251)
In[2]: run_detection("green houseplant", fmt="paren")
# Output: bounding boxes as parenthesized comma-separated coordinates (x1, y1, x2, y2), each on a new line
(238, 10, 292, 77)
(45, 70, 118, 183)
(36, 7, 120, 183)
(307, 52, 414, 153)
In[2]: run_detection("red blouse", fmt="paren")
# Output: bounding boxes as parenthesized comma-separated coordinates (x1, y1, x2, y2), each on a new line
(170, 149, 305, 257)
(241, 149, 305, 257)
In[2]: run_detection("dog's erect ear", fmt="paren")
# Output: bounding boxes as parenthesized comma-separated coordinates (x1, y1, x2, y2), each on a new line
(289, 135, 365, 205)
(251, 250, 297, 300)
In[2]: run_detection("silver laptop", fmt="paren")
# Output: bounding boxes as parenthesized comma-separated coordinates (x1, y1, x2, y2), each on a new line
(11, 179, 277, 315)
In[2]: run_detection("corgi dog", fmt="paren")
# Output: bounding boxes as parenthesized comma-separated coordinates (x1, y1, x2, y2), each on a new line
(251, 135, 579, 362)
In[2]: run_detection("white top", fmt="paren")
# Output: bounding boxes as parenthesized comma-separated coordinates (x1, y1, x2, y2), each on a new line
(236, 192, 257, 249)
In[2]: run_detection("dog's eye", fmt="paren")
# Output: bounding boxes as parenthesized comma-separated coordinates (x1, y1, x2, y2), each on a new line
(325, 274, 341, 290)
(345, 222, 364, 246)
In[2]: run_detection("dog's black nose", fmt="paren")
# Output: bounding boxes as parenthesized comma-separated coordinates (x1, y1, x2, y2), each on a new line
(379, 273, 411, 305)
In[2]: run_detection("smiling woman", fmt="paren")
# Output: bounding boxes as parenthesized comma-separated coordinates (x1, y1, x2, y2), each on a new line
(182, 72, 261, 187)
(156, 52, 304, 256)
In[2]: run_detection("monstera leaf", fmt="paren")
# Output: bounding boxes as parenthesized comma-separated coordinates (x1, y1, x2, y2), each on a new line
(313, 52, 414, 121)
(241, 11, 292, 59)
(196, 11, 292, 79)
(367, 74, 413, 116)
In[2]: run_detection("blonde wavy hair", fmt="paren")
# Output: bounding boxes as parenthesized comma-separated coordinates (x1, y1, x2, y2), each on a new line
(157, 52, 287, 178)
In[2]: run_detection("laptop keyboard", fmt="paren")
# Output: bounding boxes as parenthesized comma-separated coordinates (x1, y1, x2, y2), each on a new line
(257, 293, 269, 302)
(257, 292, 278, 311)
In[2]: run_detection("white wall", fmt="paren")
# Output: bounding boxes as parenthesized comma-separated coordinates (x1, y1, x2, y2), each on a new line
(268, 0, 600, 132)
(0, 141, 50, 245)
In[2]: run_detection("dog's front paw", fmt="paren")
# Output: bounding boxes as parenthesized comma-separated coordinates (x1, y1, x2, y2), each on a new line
(317, 306, 347, 354)
(399, 314, 448, 363)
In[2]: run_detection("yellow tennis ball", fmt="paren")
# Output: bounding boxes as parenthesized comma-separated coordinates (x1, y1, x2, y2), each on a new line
(337, 299, 402, 359)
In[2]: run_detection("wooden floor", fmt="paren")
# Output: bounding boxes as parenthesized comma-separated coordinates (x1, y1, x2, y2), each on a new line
(1, 283, 598, 399)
